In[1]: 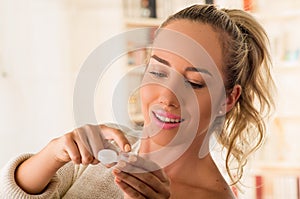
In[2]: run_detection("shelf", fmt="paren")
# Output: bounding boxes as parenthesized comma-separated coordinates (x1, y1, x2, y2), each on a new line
(129, 113, 144, 125)
(253, 162, 300, 175)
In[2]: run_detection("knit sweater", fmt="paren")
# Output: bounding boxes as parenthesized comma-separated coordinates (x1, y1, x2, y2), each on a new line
(0, 124, 142, 198)
(0, 153, 124, 199)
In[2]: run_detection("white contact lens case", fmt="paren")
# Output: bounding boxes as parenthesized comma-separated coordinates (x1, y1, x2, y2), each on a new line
(97, 149, 118, 165)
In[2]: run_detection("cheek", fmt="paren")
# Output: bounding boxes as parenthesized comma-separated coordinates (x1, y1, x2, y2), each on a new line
(140, 85, 156, 122)
(198, 95, 212, 116)
(196, 92, 213, 132)
(140, 85, 154, 106)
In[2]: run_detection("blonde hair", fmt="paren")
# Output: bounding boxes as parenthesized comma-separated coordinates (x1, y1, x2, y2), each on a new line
(161, 5, 275, 184)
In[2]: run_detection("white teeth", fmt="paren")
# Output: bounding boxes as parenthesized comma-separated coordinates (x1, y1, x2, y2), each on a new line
(154, 113, 182, 123)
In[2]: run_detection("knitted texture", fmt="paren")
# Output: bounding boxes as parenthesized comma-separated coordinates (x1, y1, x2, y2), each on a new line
(0, 154, 123, 199)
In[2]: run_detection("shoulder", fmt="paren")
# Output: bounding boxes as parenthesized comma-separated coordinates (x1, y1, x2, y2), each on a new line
(171, 179, 236, 199)
(203, 183, 236, 199)
(202, 178, 236, 199)
(210, 190, 236, 199)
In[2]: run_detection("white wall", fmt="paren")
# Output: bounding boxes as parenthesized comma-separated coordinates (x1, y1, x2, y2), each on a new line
(0, 0, 124, 168)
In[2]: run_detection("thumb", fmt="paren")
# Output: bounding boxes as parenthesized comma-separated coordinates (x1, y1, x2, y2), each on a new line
(99, 124, 133, 152)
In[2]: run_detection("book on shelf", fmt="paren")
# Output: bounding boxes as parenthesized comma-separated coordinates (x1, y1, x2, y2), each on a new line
(241, 174, 300, 199)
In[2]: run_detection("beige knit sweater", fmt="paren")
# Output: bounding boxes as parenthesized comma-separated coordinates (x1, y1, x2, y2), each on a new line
(0, 125, 142, 199)
(0, 153, 125, 199)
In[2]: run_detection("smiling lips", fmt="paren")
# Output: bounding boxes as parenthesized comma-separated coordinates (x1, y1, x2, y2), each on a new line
(152, 110, 184, 130)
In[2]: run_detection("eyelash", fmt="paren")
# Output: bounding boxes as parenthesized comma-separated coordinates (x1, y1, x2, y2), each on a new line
(185, 80, 205, 89)
(149, 71, 168, 78)
(149, 71, 205, 89)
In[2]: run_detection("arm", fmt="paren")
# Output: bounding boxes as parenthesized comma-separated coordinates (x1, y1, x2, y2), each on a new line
(14, 124, 132, 195)
(15, 140, 68, 194)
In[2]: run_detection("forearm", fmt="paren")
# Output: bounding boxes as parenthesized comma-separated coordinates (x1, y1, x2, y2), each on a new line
(15, 143, 66, 194)
(13, 123, 133, 195)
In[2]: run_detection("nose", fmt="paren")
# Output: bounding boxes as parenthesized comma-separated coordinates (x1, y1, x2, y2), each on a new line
(158, 86, 179, 108)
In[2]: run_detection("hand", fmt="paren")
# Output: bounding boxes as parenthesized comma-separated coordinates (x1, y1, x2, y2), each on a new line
(15, 124, 132, 194)
(48, 124, 131, 166)
(112, 154, 171, 199)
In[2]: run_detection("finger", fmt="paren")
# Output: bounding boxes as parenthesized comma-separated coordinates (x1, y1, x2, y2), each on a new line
(100, 124, 131, 152)
(113, 170, 152, 199)
(131, 154, 169, 183)
(73, 134, 96, 165)
(63, 134, 82, 164)
(148, 168, 169, 184)
(115, 159, 147, 174)
(91, 158, 100, 165)
(114, 161, 169, 195)
(104, 162, 117, 168)
(78, 125, 105, 158)
(118, 154, 162, 176)
(114, 180, 145, 199)
(127, 170, 170, 195)
(113, 169, 171, 198)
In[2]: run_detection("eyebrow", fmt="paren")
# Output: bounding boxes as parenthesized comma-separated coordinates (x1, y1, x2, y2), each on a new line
(151, 54, 171, 66)
(151, 54, 213, 77)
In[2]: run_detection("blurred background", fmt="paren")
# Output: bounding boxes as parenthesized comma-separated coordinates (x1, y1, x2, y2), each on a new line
(0, 0, 300, 198)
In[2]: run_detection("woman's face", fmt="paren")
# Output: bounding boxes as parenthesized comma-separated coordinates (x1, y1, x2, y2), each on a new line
(140, 20, 225, 147)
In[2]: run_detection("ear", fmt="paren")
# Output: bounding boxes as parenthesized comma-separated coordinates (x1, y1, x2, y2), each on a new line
(218, 85, 242, 116)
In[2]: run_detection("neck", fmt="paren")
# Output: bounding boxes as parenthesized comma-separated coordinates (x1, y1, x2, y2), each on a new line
(139, 132, 212, 180)
(163, 134, 211, 179)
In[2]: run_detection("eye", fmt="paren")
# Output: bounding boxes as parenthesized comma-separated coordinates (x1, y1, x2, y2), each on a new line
(149, 71, 168, 78)
(185, 80, 206, 89)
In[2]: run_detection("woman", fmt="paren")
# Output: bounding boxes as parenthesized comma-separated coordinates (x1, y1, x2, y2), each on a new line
(0, 4, 274, 199)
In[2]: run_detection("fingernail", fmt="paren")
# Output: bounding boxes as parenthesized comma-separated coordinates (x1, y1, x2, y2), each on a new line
(124, 144, 131, 152)
(113, 168, 121, 174)
(117, 160, 126, 168)
(128, 154, 137, 163)
(115, 177, 121, 183)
